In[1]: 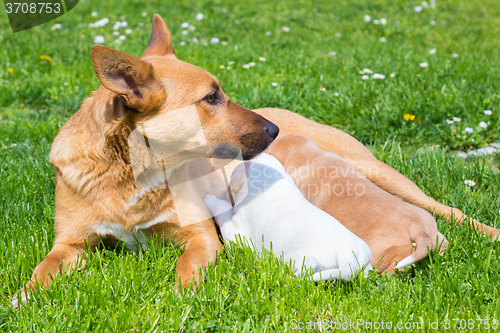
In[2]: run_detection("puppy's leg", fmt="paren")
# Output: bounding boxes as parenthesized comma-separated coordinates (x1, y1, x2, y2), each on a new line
(255, 108, 500, 240)
(12, 241, 89, 308)
(203, 195, 236, 238)
(175, 219, 222, 290)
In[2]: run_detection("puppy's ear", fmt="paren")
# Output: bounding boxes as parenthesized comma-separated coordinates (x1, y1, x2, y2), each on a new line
(142, 14, 175, 58)
(91, 45, 166, 112)
(229, 162, 247, 193)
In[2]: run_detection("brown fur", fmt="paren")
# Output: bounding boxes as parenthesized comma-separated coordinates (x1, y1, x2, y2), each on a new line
(15, 13, 499, 304)
(266, 134, 448, 271)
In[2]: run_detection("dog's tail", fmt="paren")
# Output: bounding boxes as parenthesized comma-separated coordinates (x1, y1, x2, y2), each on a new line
(394, 233, 435, 269)
(312, 262, 372, 282)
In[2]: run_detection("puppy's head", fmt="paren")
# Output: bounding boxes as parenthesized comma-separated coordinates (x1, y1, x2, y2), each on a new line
(91, 14, 278, 163)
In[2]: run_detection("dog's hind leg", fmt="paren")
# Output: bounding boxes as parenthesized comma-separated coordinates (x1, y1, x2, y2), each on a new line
(12, 241, 90, 308)
(255, 107, 500, 241)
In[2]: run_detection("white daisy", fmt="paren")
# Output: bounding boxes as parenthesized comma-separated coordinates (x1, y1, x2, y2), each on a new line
(373, 73, 386, 79)
(379, 37, 387, 43)
(259, 57, 266, 62)
(361, 75, 369, 80)
(329, 51, 337, 56)
(484, 110, 492, 115)
(446, 119, 453, 125)
(452, 117, 461, 122)
(430, 20, 436, 25)
(464, 127, 473, 133)
(196, 13, 204, 21)
(390, 72, 396, 78)
(243, 64, 250, 69)
(364, 15, 371, 22)
(362, 68, 373, 74)
(464, 180, 476, 187)
(141, 12, 147, 17)
(221, 8, 227, 13)
(479, 121, 487, 128)
(334, 92, 339, 96)
(181, 30, 188, 35)
(282, 27, 290, 32)
(51, 23, 62, 30)
(429, 48, 437, 54)
(414, 6, 423, 12)
(249, 62, 256, 67)
(112, 31, 119, 36)
(452, 53, 458, 58)
(380, 18, 387, 25)
(210, 37, 220, 44)
(118, 35, 126, 41)
(320, 87, 326, 91)
(188, 25, 196, 31)
(94, 35, 105, 44)
(121, 22, 128, 28)
(192, 38, 199, 43)
(373, 19, 380, 25)
(125, 29, 132, 34)
(419, 62, 428, 68)
(265, 31, 272, 36)
(91, 11, 98, 17)
(272, 82, 278, 87)
(180, 41, 186, 46)
(421, 1, 429, 8)
(181, 22, 189, 29)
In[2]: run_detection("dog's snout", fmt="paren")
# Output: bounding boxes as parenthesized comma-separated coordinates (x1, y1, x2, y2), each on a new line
(265, 123, 279, 140)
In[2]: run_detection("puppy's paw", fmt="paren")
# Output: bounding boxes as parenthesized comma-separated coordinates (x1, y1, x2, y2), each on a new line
(11, 290, 28, 309)
(203, 195, 232, 216)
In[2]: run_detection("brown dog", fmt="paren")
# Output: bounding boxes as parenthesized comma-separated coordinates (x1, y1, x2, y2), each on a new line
(266, 134, 448, 271)
(14, 13, 499, 306)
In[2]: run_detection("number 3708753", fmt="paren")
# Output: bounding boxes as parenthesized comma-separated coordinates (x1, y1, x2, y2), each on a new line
(5, 2, 61, 14)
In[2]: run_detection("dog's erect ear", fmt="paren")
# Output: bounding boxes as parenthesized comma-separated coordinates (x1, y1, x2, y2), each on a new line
(91, 45, 166, 111)
(142, 14, 175, 58)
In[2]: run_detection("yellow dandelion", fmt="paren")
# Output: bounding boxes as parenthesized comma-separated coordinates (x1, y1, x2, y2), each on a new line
(222, 290, 227, 296)
(403, 114, 416, 121)
(7, 67, 14, 73)
(40, 55, 53, 62)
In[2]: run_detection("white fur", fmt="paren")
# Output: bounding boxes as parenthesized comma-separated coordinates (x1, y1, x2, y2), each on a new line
(204, 153, 373, 281)
(93, 213, 170, 250)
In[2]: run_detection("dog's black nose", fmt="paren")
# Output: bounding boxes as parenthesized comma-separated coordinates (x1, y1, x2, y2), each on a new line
(265, 123, 279, 139)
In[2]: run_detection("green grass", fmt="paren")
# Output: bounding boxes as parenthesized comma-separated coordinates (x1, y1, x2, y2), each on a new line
(1, 0, 500, 331)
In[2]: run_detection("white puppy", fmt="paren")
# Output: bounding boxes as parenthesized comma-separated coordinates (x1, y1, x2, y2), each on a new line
(204, 153, 372, 281)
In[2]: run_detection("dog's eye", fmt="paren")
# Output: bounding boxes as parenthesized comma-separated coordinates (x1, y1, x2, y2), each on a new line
(204, 93, 216, 104)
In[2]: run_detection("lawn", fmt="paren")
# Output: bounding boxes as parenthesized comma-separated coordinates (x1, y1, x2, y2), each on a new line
(1, 0, 500, 331)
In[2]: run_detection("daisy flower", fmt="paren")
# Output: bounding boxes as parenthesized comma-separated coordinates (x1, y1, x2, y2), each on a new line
(329, 51, 337, 56)
(430, 20, 436, 25)
(91, 11, 98, 17)
(181, 22, 189, 29)
(181, 30, 188, 35)
(414, 5, 423, 12)
(361, 75, 369, 80)
(228, 61, 235, 65)
(125, 29, 132, 34)
(484, 110, 492, 115)
(51, 23, 62, 30)
(180, 41, 186, 46)
(320, 87, 326, 92)
(364, 15, 371, 22)
(421, 1, 429, 8)
(196, 13, 204, 21)
(118, 35, 126, 41)
(446, 119, 453, 125)
(390, 72, 396, 78)
(379, 37, 387, 43)
(265, 31, 272, 36)
(479, 121, 487, 128)
(141, 12, 147, 17)
(94, 36, 105, 44)
(219, 65, 225, 69)
(221, 41, 228, 46)
(249, 62, 256, 67)
(112, 31, 119, 36)
(373, 19, 380, 25)
(210, 37, 220, 44)
(452, 117, 461, 122)
(188, 26, 196, 31)
(373, 73, 386, 79)
(464, 180, 476, 187)
(452, 53, 458, 58)
(419, 62, 428, 68)
(272, 82, 278, 87)
(380, 18, 387, 25)
(259, 57, 266, 62)
(362, 68, 373, 74)
(243, 64, 250, 69)
(192, 38, 199, 43)
(282, 27, 290, 32)
(429, 48, 437, 54)
(464, 127, 473, 133)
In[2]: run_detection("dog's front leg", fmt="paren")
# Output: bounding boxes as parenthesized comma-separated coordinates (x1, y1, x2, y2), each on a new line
(12, 241, 89, 308)
(175, 219, 222, 290)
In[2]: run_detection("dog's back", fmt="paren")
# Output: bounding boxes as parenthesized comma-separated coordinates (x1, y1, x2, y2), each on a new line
(267, 135, 446, 272)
